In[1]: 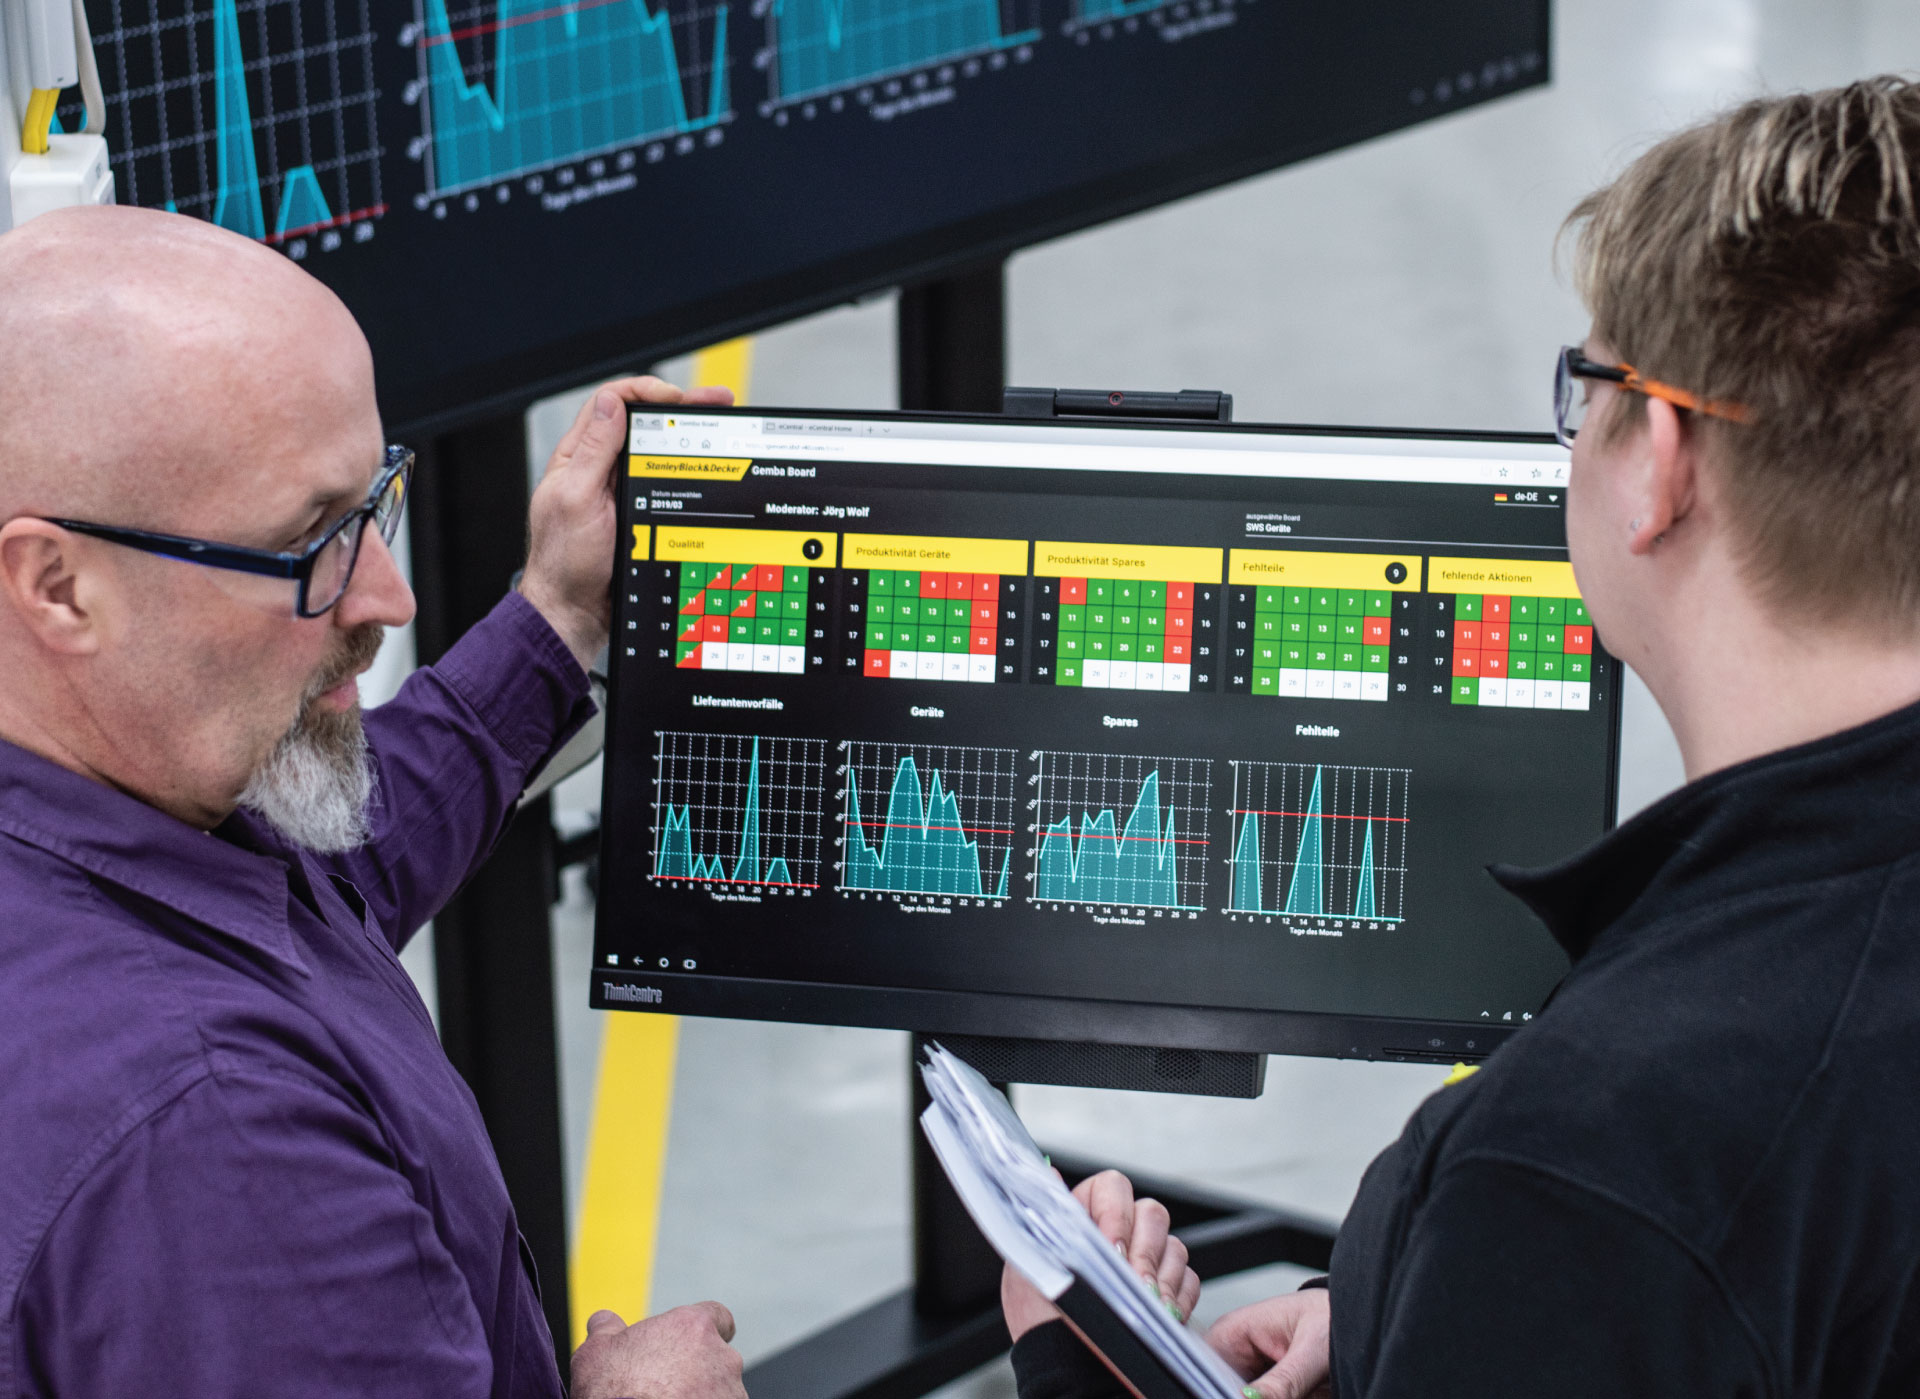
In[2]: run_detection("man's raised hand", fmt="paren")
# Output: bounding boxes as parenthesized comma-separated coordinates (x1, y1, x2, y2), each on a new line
(1205, 1290, 1332, 1399)
(519, 375, 733, 672)
(570, 1301, 747, 1399)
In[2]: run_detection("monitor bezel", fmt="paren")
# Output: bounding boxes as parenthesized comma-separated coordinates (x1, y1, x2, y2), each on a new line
(591, 404, 1619, 1063)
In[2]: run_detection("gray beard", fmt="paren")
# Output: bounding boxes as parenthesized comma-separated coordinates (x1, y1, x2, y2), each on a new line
(237, 703, 375, 854)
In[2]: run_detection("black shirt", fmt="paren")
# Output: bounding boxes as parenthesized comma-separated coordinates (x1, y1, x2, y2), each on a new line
(1016, 698, 1920, 1399)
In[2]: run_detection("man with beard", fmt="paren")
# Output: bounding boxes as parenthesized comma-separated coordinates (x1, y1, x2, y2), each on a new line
(0, 205, 742, 1398)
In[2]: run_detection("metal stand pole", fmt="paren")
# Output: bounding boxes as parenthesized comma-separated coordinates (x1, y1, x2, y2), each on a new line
(898, 260, 1008, 415)
(410, 414, 574, 1377)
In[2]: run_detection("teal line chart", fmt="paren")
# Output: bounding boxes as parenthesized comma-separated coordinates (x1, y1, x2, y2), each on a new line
(1029, 751, 1212, 910)
(1067, 0, 1171, 26)
(1226, 760, 1410, 923)
(415, 0, 732, 195)
(61, 0, 387, 244)
(837, 742, 1019, 900)
(765, 0, 1040, 105)
(650, 731, 828, 889)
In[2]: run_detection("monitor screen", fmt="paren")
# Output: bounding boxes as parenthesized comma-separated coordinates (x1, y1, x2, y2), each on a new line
(592, 407, 1618, 1061)
(62, 0, 1547, 433)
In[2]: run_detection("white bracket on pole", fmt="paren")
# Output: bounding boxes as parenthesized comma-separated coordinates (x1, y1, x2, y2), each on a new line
(2, 0, 113, 234)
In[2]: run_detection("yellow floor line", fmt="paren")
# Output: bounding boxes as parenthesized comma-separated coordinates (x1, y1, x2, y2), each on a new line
(691, 337, 755, 401)
(566, 339, 754, 1348)
(568, 1014, 681, 1345)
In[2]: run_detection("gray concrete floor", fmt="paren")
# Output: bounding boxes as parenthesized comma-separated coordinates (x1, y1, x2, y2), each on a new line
(437, 0, 1920, 1382)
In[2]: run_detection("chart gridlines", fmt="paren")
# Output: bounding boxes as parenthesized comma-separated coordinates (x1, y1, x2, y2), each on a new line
(416, 0, 731, 196)
(650, 732, 828, 889)
(839, 742, 1019, 900)
(1226, 761, 1410, 923)
(65, 0, 386, 242)
(1068, 0, 1172, 27)
(1031, 751, 1212, 910)
(768, 0, 1039, 105)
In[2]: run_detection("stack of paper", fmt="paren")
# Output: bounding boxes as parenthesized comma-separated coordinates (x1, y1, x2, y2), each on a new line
(918, 1043, 1247, 1399)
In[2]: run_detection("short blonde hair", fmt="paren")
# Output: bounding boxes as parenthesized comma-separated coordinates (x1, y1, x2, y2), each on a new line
(1565, 77, 1920, 629)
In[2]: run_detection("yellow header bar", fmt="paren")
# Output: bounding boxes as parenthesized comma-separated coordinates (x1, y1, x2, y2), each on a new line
(653, 526, 836, 568)
(628, 455, 754, 482)
(630, 525, 652, 561)
(1427, 557, 1582, 598)
(1229, 548, 1422, 591)
(1035, 541, 1224, 583)
(843, 533, 1029, 575)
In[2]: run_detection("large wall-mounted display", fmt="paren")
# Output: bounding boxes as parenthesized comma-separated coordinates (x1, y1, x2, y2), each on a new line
(63, 0, 1548, 431)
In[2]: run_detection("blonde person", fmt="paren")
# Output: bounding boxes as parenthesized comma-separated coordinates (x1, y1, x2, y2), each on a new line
(1009, 78, 1920, 1399)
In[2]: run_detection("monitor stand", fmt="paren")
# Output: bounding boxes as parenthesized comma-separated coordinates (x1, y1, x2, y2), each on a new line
(741, 270, 1338, 1399)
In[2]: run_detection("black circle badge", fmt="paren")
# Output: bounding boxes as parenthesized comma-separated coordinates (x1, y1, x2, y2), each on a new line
(803, 538, 825, 560)
(1385, 561, 1409, 584)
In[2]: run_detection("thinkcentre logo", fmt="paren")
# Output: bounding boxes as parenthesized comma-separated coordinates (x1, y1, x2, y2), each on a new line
(604, 983, 663, 1005)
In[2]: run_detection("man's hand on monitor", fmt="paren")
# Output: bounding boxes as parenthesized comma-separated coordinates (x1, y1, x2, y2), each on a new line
(521, 375, 734, 672)
(1002, 1169, 1202, 1341)
(1205, 1289, 1332, 1399)
(570, 1301, 748, 1399)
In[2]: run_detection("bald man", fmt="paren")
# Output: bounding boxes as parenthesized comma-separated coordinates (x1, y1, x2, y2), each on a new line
(0, 206, 739, 1398)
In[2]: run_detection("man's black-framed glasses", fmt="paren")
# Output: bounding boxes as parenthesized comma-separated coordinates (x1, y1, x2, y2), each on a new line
(1554, 345, 1749, 449)
(45, 445, 413, 618)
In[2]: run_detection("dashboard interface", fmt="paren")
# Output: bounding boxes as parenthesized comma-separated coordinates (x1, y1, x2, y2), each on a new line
(593, 409, 1617, 1057)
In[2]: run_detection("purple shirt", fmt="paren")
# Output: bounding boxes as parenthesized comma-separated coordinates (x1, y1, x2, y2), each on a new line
(0, 592, 593, 1398)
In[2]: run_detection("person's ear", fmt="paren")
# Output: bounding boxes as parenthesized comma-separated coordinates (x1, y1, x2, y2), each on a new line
(1628, 397, 1699, 555)
(0, 520, 104, 655)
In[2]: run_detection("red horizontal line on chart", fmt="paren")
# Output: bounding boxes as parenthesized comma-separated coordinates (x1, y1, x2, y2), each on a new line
(1233, 810, 1409, 822)
(653, 874, 820, 888)
(846, 820, 1015, 836)
(424, 0, 632, 46)
(1048, 831, 1210, 846)
(263, 202, 389, 245)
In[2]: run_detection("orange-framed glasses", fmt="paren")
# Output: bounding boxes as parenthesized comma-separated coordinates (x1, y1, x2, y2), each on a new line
(1554, 346, 1750, 448)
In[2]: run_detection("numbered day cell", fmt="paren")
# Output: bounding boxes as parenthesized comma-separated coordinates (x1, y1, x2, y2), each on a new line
(841, 534, 1028, 684)
(1032, 542, 1224, 692)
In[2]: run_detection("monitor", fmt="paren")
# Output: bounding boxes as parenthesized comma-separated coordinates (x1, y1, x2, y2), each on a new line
(591, 405, 1620, 1065)
(58, 0, 1548, 433)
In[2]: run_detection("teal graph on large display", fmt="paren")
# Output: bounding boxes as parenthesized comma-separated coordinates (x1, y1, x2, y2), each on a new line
(418, 0, 732, 195)
(651, 732, 828, 890)
(1068, 0, 1173, 25)
(1030, 752, 1212, 910)
(769, 0, 1040, 103)
(839, 743, 1018, 900)
(1227, 761, 1410, 922)
(61, 0, 387, 247)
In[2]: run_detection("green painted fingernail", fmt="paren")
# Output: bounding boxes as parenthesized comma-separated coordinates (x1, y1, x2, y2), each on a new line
(1243, 1388, 1260, 1398)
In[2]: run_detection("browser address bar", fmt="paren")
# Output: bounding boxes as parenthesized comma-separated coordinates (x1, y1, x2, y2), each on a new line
(631, 431, 1569, 487)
